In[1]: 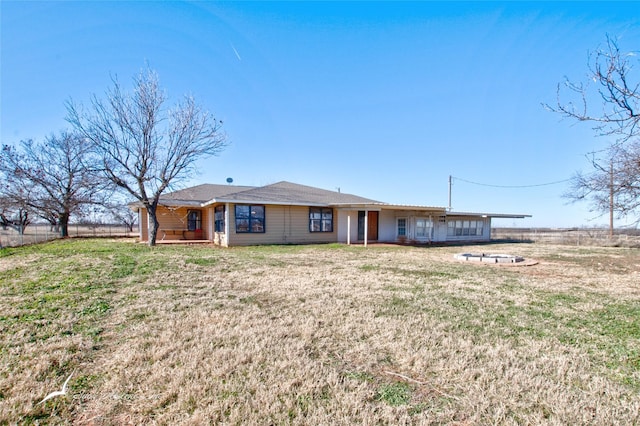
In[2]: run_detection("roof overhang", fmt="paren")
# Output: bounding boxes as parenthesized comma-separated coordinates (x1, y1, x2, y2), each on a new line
(128, 199, 203, 212)
(331, 202, 447, 213)
(447, 211, 532, 219)
(379, 204, 447, 213)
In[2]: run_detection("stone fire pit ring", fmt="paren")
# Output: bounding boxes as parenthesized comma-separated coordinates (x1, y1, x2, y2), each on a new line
(454, 253, 525, 264)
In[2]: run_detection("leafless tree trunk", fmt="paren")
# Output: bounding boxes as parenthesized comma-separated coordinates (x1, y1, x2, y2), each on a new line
(66, 67, 227, 246)
(0, 206, 31, 235)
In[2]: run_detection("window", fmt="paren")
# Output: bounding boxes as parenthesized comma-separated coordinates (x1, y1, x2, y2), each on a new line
(235, 205, 265, 233)
(415, 218, 433, 238)
(447, 220, 455, 236)
(309, 207, 333, 232)
(214, 205, 225, 232)
(468, 220, 477, 236)
(447, 219, 484, 237)
(187, 210, 202, 231)
(397, 218, 407, 237)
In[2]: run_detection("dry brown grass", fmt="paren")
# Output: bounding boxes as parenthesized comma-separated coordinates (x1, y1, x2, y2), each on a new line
(1, 240, 639, 424)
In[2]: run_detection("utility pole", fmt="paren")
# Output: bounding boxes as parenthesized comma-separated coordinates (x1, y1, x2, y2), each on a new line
(448, 175, 453, 211)
(609, 161, 614, 238)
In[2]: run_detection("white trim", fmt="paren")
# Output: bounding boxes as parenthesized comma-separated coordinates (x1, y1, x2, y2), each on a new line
(207, 207, 213, 241)
(224, 203, 230, 246)
(396, 217, 407, 240)
(447, 211, 531, 219)
(146, 210, 150, 239)
(414, 216, 434, 241)
(364, 210, 368, 248)
(138, 210, 143, 239)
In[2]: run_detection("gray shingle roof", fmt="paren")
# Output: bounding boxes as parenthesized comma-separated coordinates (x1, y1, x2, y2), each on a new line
(217, 181, 381, 205)
(160, 184, 255, 204)
(158, 181, 380, 206)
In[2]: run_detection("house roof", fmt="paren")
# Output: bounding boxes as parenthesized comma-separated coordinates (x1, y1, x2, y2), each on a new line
(158, 184, 256, 206)
(134, 181, 527, 219)
(147, 181, 382, 208)
(211, 181, 382, 206)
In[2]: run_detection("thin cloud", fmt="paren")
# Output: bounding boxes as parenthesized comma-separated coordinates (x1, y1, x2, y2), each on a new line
(230, 43, 242, 61)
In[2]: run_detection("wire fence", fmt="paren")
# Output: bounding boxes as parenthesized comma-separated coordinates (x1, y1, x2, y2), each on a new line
(2, 224, 639, 249)
(492, 227, 640, 248)
(0, 223, 137, 248)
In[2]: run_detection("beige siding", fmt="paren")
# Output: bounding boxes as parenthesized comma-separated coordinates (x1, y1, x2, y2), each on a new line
(139, 206, 209, 241)
(227, 204, 337, 246)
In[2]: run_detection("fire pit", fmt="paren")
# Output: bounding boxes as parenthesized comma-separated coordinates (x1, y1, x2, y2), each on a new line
(454, 253, 525, 264)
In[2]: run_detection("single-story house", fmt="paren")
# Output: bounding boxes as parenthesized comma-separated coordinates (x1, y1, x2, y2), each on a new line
(131, 181, 530, 246)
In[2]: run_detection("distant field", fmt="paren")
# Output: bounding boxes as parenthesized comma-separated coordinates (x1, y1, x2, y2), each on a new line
(0, 239, 638, 424)
(492, 227, 640, 248)
(0, 224, 135, 248)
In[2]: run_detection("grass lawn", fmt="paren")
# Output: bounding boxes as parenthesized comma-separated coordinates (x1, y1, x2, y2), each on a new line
(0, 239, 639, 424)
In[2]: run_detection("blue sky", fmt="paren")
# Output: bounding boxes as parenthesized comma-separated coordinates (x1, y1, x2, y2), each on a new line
(2, 1, 639, 227)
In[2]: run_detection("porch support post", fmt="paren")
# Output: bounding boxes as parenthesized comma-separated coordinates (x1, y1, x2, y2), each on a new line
(224, 203, 230, 247)
(146, 210, 151, 242)
(207, 207, 213, 241)
(347, 213, 351, 245)
(364, 209, 368, 248)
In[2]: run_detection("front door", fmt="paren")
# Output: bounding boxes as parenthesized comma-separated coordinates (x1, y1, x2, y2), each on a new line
(357, 211, 378, 241)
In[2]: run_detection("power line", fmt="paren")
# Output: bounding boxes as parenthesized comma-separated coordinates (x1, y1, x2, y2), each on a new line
(452, 176, 572, 189)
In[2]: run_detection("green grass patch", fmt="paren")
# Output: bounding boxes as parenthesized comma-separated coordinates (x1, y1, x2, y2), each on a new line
(109, 253, 137, 279)
(185, 257, 218, 266)
(376, 382, 412, 406)
(344, 371, 375, 382)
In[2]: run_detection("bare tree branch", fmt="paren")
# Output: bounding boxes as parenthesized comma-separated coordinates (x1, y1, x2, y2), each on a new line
(547, 35, 640, 226)
(66, 67, 228, 245)
(546, 36, 640, 142)
(0, 132, 107, 237)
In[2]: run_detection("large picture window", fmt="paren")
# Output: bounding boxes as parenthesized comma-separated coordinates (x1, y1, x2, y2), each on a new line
(447, 219, 484, 237)
(235, 205, 265, 233)
(214, 205, 225, 233)
(187, 210, 202, 231)
(309, 207, 333, 232)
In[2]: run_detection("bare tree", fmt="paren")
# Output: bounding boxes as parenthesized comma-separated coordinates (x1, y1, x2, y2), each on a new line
(566, 142, 640, 225)
(0, 197, 31, 234)
(102, 192, 139, 232)
(0, 132, 104, 237)
(109, 204, 138, 233)
(547, 35, 640, 225)
(66, 68, 227, 246)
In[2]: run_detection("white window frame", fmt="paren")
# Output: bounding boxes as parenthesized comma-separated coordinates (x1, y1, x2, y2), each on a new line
(415, 217, 433, 240)
(447, 218, 485, 238)
(396, 217, 407, 238)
